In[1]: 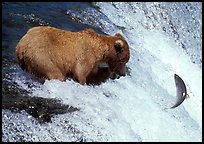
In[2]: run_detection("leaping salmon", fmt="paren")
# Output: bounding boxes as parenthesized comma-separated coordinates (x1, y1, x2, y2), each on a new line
(171, 74, 189, 109)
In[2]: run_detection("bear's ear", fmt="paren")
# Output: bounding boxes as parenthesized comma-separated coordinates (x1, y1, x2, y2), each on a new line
(114, 39, 124, 54)
(114, 33, 125, 40)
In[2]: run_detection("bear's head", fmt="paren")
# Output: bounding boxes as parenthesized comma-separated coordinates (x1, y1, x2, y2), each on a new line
(108, 33, 130, 78)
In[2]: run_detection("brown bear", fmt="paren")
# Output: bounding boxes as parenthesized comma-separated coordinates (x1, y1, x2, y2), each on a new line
(16, 26, 130, 85)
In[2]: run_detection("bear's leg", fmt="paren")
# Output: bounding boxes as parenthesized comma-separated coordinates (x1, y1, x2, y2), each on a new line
(78, 76, 86, 85)
(74, 63, 92, 85)
(75, 70, 87, 85)
(46, 70, 66, 81)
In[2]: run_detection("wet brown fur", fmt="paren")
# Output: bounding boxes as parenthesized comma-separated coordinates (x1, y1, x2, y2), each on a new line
(16, 26, 130, 85)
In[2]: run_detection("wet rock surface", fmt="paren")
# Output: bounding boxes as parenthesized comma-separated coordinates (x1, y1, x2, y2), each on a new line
(2, 80, 79, 123)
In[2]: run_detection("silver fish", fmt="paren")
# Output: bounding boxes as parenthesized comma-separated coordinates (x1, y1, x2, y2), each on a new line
(171, 74, 188, 109)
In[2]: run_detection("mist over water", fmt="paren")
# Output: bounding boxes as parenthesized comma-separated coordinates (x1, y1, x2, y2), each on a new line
(2, 2, 202, 142)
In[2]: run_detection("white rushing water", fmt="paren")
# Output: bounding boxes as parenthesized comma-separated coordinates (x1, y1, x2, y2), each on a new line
(2, 2, 202, 142)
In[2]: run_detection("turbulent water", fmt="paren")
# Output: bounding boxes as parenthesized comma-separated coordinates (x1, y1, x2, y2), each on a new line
(2, 2, 202, 142)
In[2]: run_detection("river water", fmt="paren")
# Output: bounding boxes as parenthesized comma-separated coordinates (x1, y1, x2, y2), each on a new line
(2, 2, 202, 142)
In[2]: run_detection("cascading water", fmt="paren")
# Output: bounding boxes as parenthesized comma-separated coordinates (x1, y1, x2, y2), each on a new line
(2, 2, 202, 142)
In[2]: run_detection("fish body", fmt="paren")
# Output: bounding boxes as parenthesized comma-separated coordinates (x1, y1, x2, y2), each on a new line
(171, 74, 188, 108)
